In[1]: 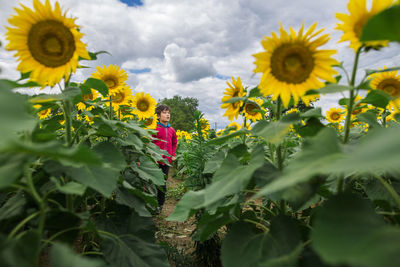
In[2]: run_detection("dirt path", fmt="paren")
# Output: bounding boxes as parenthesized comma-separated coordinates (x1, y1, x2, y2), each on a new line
(153, 170, 197, 265)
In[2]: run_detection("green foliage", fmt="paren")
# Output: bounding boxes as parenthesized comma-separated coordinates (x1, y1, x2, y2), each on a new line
(160, 95, 199, 131)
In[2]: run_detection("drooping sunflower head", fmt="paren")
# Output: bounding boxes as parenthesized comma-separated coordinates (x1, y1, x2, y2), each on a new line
(5, 0, 90, 86)
(143, 115, 158, 129)
(91, 64, 128, 94)
(370, 68, 400, 99)
(253, 23, 338, 107)
(221, 77, 246, 121)
(131, 92, 157, 120)
(226, 121, 241, 133)
(77, 89, 100, 111)
(326, 107, 345, 123)
(335, 0, 395, 52)
(243, 98, 265, 122)
(34, 104, 51, 119)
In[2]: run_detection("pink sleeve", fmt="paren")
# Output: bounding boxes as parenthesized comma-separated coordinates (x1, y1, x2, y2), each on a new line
(172, 129, 177, 156)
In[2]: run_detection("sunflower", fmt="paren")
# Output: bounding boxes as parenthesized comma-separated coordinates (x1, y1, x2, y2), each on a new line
(301, 94, 320, 106)
(221, 77, 246, 121)
(199, 118, 210, 131)
(91, 65, 128, 94)
(326, 107, 345, 123)
(143, 116, 157, 129)
(243, 98, 265, 122)
(34, 104, 51, 119)
(226, 121, 241, 134)
(253, 23, 338, 107)
(370, 68, 400, 106)
(77, 89, 99, 110)
(286, 108, 299, 115)
(106, 86, 133, 111)
(131, 92, 157, 120)
(336, 0, 394, 52)
(5, 0, 89, 86)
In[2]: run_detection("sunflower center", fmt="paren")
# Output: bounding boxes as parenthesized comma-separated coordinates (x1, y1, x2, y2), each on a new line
(28, 20, 75, 68)
(330, 112, 340, 121)
(105, 78, 117, 89)
(245, 103, 258, 116)
(137, 100, 149, 111)
(113, 92, 125, 104)
(82, 93, 94, 101)
(145, 118, 154, 126)
(270, 43, 314, 84)
(378, 78, 400, 97)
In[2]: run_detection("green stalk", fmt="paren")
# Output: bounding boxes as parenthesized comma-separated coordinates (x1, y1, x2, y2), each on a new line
(109, 95, 113, 120)
(25, 165, 46, 237)
(62, 100, 73, 147)
(343, 47, 362, 144)
(375, 175, 400, 210)
(275, 97, 286, 214)
(8, 211, 41, 239)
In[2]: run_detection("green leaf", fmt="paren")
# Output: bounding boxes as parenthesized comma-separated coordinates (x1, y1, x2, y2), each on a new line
(307, 84, 353, 95)
(301, 108, 324, 119)
(132, 156, 164, 185)
(362, 89, 392, 108)
(0, 82, 36, 148)
(0, 230, 40, 267)
(206, 128, 249, 146)
(0, 79, 40, 89)
(83, 78, 109, 97)
(1, 141, 102, 166)
(93, 141, 126, 171)
(203, 150, 227, 174)
(221, 216, 302, 267)
(51, 242, 107, 267)
(297, 117, 326, 137)
(195, 209, 237, 242)
(357, 110, 381, 128)
(312, 193, 400, 267)
(361, 5, 400, 42)
(0, 191, 26, 221)
(118, 132, 143, 150)
(99, 212, 169, 267)
(251, 120, 291, 145)
(50, 177, 87, 196)
(115, 187, 151, 217)
(223, 96, 247, 103)
(249, 86, 262, 97)
(254, 128, 342, 198)
(365, 67, 400, 77)
(166, 190, 205, 222)
(84, 50, 110, 61)
(0, 154, 27, 189)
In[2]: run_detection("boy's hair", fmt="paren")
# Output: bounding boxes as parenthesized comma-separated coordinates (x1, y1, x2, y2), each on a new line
(155, 104, 170, 116)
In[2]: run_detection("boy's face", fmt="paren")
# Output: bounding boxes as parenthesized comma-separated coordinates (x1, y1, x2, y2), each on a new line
(159, 110, 170, 123)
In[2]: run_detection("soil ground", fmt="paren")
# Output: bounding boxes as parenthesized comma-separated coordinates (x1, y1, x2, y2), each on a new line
(153, 169, 197, 266)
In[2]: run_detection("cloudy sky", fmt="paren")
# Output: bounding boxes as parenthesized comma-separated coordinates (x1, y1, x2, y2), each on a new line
(1, 0, 399, 129)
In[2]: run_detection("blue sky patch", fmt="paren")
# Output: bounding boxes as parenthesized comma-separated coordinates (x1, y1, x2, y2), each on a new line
(128, 68, 151, 74)
(216, 74, 231, 80)
(119, 0, 143, 7)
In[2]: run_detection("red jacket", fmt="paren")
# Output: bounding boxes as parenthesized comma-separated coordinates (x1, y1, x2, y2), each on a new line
(153, 122, 177, 164)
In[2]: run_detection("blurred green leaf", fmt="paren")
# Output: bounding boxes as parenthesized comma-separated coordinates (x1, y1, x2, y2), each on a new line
(206, 128, 249, 146)
(248, 86, 262, 97)
(362, 89, 392, 108)
(203, 150, 227, 174)
(312, 193, 400, 267)
(115, 187, 151, 217)
(357, 110, 381, 128)
(361, 5, 400, 42)
(132, 156, 164, 186)
(0, 82, 36, 148)
(223, 96, 247, 103)
(83, 78, 109, 97)
(0, 191, 26, 221)
(0, 79, 40, 89)
(307, 84, 353, 95)
(251, 120, 291, 145)
(0, 154, 27, 189)
(51, 242, 107, 267)
(51, 177, 87, 196)
(221, 216, 302, 267)
(0, 230, 40, 267)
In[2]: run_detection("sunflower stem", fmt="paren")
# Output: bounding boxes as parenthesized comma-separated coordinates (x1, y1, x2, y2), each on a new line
(118, 109, 121, 121)
(276, 97, 286, 215)
(109, 95, 113, 120)
(25, 164, 46, 238)
(62, 100, 73, 147)
(375, 175, 400, 210)
(343, 47, 362, 144)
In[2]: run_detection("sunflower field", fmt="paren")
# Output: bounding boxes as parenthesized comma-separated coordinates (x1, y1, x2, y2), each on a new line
(2, 0, 400, 266)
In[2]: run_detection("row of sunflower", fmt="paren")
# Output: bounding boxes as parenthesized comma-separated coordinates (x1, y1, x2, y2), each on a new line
(0, 0, 173, 266)
(167, 1, 400, 266)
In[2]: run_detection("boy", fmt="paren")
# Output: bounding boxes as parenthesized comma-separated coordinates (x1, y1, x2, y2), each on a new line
(153, 104, 177, 212)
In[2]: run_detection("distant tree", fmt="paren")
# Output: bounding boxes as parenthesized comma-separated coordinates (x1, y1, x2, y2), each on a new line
(159, 95, 199, 132)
